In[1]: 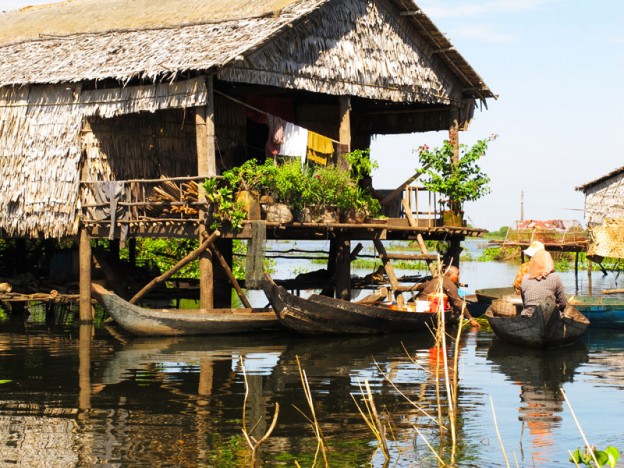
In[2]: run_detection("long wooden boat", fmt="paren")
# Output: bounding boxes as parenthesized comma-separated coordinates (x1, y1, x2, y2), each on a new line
(476, 286, 624, 328)
(485, 297, 589, 348)
(91, 283, 282, 336)
(261, 274, 452, 335)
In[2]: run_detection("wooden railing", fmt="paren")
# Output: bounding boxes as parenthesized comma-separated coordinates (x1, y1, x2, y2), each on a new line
(79, 176, 212, 226)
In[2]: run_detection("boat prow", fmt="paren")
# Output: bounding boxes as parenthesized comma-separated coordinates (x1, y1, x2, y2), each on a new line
(261, 274, 452, 335)
(91, 283, 282, 336)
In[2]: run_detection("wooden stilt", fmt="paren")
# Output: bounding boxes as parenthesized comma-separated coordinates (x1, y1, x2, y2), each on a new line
(338, 96, 351, 170)
(575, 251, 579, 293)
(335, 233, 351, 300)
(128, 237, 136, 267)
(197, 75, 217, 309)
(213, 239, 233, 308)
(79, 228, 93, 322)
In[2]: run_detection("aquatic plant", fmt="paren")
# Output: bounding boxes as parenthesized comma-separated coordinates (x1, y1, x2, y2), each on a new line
(569, 446, 620, 468)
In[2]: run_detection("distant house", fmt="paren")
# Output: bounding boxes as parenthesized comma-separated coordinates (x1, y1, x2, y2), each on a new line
(576, 166, 624, 226)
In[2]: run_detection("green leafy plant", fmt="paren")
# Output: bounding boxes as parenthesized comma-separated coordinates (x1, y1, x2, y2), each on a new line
(417, 135, 496, 211)
(570, 446, 620, 467)
(202, 177, 247, 232)
(344, 148, 378, 183)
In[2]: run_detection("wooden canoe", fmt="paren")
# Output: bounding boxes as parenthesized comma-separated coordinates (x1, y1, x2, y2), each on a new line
(476, 286, 624, 329)
(485, 296, 589, 348)
(261, 274, 452, 335)
(91, 283, 282, 336)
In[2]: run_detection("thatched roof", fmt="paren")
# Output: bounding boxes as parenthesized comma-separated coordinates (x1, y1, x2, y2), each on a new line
(0, 0, 494, 101)
(576, 166, 624, 192)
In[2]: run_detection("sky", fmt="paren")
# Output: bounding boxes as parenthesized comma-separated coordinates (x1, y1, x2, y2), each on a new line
(3, 0, 624, 230)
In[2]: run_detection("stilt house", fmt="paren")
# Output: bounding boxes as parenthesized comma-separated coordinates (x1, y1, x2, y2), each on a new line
(0, 0, 495, 318)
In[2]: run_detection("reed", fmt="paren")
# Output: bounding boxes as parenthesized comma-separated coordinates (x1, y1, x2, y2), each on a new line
(293, 355, 329, 467)
(240, 357, 280, 467)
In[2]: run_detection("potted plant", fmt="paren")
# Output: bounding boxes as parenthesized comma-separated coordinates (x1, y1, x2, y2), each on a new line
(417, 136, 496, 226)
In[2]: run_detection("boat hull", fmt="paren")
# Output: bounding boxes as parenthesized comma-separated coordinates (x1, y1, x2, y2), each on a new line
(262, 275, 450, 335)
(92, 283, 282, 336)
(485, 298, 589, 349)
(477, 286, 624, 329)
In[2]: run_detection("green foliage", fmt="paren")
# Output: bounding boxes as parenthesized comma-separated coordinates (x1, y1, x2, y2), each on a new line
(262, 156, 381, 216)
(570, 446, 620, 467)
(417, 136, 496, 210)
(344, 148, 378, 183)
(203, 177, 247, 232)
(487, 226, 510, 240)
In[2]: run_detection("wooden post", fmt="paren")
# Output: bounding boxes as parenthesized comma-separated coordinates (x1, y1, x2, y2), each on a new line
(128, 237, 136, 267)
(335, 233, 351, 300)
(449, 106, 459, 164)
(197, 75, 217, 309)
(79, 228, 93, 322)
(212, 239, 234, 308)
(337, 96, 351, 170)
(575, 251, 579, 293)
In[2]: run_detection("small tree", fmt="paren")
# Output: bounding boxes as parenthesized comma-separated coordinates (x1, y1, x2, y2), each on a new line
(417, 135, 496, 212)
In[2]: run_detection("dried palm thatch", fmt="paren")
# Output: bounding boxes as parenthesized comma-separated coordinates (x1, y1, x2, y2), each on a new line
(0, 0, 494, 102)
(0, 78, 207, 238)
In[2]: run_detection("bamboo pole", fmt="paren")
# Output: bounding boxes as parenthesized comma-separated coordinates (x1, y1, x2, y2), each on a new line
(129, 230, 221, 305)
(210, 244, 252, 308)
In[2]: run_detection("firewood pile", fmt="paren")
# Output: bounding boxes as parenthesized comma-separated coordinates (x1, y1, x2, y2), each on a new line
(147, 180, 201, 217)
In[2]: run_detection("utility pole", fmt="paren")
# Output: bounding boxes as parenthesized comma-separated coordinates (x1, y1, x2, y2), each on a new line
(520, 190, 524, 221)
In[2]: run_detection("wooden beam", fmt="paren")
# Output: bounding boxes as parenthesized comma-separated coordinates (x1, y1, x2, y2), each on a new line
(210, 244, 252, 308)
(129, 230, 221, 305)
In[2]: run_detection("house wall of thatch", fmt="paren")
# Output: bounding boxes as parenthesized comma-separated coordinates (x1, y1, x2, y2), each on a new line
(219, 0, 465, 111)
(0, 77, 207, 238)
(580, 172, 624, 226)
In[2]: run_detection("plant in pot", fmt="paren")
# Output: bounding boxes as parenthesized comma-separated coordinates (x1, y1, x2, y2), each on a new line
(299, 164, 354, 223)
(227, 158, 277, 220)
(417, 136, 495, 227)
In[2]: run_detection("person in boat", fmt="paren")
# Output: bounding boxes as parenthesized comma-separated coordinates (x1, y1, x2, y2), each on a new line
(513, 240, 545, 294)
(520, 249, 568, 316)
(416, 266, 480, 328)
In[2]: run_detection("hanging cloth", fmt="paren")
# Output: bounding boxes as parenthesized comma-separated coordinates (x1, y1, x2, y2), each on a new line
(279, 122, 308, 161)
(265, 115, 285, 158)
(306, 131, 334, 166)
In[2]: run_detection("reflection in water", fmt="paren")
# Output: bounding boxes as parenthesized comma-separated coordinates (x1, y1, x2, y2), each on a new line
(487, 341, 589, 465)
(2, 318, 624, 466)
